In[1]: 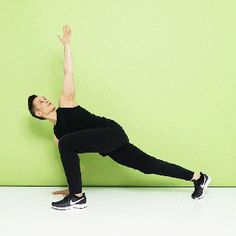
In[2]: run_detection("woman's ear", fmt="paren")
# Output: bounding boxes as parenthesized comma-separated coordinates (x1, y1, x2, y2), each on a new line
(35, 111, 43, 118)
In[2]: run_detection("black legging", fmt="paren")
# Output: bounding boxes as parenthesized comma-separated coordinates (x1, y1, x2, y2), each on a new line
(58, 122, 195, 194)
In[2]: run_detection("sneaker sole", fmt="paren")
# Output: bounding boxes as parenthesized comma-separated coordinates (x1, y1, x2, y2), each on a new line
(194, 175, 212, 199)
(51, 203, 87, 210)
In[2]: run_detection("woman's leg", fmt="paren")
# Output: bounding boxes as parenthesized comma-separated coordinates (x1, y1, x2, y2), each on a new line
(107, 142, 195, 181)
(58, 126, 129, 195)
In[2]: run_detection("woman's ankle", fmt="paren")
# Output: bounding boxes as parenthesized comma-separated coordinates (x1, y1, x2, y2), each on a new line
(74, 192, 83, 197)
(191, 172, 201, 181)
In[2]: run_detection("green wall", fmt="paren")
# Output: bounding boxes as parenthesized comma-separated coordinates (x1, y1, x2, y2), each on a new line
(0, 0, 235, 187)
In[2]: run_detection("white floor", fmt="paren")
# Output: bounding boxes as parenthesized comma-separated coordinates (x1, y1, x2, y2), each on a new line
(0, 186, 235, 236)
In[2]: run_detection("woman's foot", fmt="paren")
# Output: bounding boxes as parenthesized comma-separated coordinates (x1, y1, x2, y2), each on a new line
(191, 172, 211, 199)
(51, 192, 87, 210)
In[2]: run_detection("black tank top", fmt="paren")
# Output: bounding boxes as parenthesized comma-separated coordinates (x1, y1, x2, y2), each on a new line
(53, 105, 117, 139)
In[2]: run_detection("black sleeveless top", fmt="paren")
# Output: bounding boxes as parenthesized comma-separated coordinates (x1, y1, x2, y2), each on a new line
(53, 105, 116, 139)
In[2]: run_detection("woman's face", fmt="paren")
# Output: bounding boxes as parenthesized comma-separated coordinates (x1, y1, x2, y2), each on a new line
(33, 96, 55, 119)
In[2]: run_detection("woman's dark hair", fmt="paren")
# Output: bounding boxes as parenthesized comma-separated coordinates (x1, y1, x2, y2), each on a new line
(28, 94, 46, 120)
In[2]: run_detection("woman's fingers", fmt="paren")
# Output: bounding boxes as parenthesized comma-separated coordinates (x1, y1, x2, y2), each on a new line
(52, 191, 67, 195)
(52, 189, 69, 195)
(57, 25, 71, 45)
(63, 25, 70, 32)
(63, 25, 71, 34)
(52, 190, 61, 195)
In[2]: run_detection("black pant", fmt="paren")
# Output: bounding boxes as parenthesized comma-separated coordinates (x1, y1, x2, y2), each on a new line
(58, 121, 195, 194)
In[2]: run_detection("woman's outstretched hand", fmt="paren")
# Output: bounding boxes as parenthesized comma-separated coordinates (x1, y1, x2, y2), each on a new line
(52, 188, 69, 196)
(57, 25, 72, 46)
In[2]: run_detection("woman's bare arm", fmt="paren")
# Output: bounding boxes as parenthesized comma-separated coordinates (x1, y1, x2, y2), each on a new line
(57, 25, 75, 103)
(53, 134, 59, 146)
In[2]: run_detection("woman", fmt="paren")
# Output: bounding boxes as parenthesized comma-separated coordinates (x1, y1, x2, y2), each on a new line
(28, 25, 211, 211)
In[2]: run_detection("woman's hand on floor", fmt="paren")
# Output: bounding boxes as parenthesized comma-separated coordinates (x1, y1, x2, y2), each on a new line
(52, 189, 69, 196)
